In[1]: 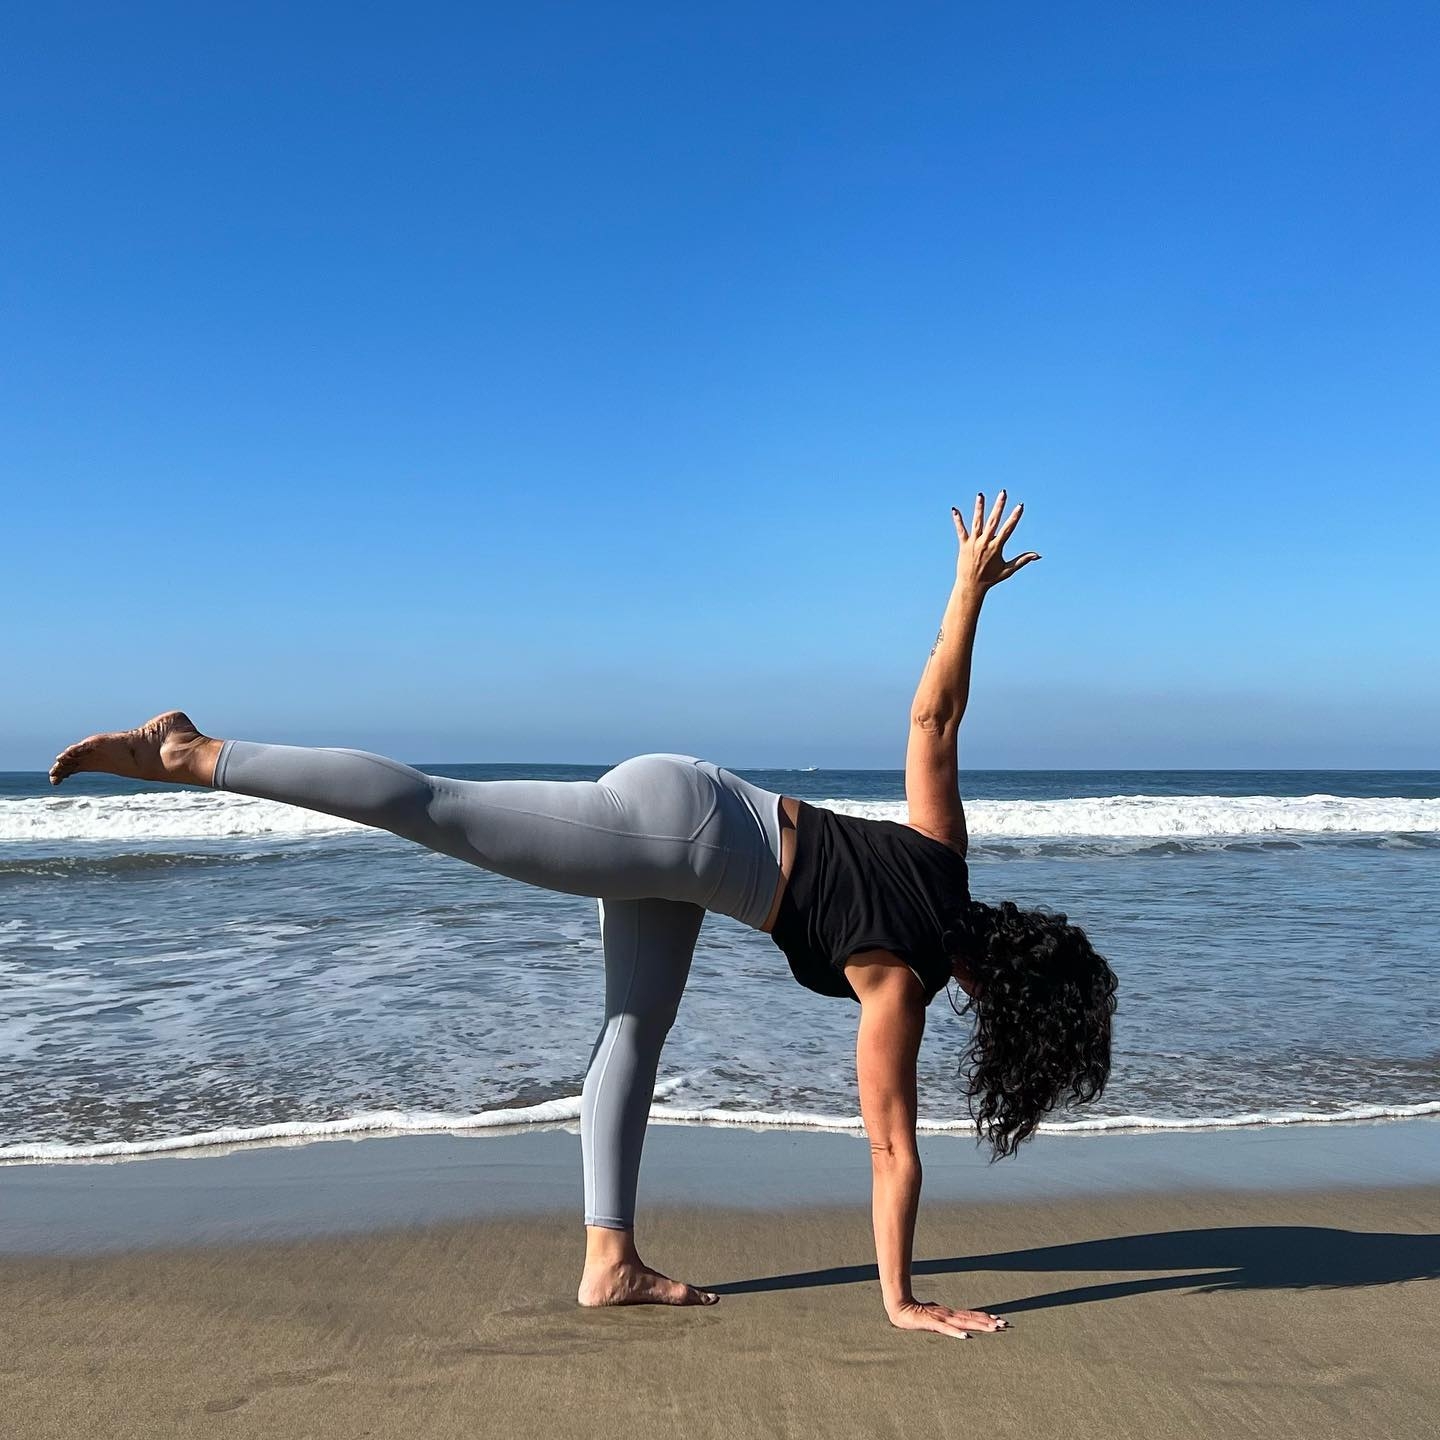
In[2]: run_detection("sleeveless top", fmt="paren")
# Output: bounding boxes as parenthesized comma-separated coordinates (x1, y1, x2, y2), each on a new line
(769, 800, 970, 1004)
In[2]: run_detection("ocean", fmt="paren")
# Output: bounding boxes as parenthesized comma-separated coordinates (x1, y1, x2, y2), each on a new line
(2, 764, 1437, 1161)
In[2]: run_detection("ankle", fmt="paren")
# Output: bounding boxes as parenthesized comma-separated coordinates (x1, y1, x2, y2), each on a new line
(164, 734, 223, 786)
(583, 1225, 640, 1269)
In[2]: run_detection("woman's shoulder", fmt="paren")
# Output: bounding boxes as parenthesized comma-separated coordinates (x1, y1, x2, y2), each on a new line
(889, 817, 970, 876)
(900, 822, 967, 861)
(808, 804, 968, 874)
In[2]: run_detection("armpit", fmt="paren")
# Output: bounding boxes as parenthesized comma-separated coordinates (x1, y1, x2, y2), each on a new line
(843, 948, 930, 1002)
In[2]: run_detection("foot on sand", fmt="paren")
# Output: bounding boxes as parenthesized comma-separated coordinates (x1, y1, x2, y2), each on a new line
(49, 710, 219, 788)
(577, 1261, 720, 1308)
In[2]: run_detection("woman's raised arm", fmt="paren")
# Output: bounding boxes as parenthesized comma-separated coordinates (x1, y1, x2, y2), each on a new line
(905, 491, 1039, 852)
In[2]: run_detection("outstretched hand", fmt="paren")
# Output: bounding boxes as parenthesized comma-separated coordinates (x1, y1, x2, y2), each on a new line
(953, 490, 1040, 592)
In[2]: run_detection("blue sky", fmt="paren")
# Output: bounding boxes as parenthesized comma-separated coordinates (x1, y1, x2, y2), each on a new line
(4, 2, 1437, 770)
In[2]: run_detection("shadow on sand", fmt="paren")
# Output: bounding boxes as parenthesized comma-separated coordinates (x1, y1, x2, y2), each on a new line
(706, 1227, 1440, 1313)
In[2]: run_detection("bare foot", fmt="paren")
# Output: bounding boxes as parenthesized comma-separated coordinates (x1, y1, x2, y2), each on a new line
(577, 1260, 719, 1308)
(49, 711, 220, 788)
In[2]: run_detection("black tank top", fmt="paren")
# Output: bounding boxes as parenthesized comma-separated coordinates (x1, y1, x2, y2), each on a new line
(769, 800, 970, 1004)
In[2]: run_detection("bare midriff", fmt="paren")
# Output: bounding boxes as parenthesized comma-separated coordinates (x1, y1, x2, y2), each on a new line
(759, 795, 802, 934)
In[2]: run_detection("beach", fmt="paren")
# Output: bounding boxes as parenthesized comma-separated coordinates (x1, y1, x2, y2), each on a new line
(10, 0, 1440, 1432)
(6, 765, 1438, 1436)
(4, 1120, 1439, 1439)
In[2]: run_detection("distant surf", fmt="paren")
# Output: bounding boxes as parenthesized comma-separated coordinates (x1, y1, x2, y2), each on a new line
(7, 789, 1439, 848)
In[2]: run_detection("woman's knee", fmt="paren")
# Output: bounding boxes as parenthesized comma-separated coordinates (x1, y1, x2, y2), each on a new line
(591, 1003, 679, 1063)
(376, 772, 449, 844)
(631, 1000, 682, 1045)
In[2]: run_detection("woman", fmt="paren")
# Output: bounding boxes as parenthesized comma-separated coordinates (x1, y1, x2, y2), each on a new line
(50, 493, 1117, 1339)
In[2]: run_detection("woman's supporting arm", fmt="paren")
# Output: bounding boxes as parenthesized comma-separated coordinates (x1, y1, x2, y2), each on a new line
(851, 956, 926, 1316)
(847, 955, 1009, 1339)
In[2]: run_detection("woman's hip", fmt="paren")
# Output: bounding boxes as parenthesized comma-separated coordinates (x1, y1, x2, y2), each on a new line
(598, 754, 784, 928)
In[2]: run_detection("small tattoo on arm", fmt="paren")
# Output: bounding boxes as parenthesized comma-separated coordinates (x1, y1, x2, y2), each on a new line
(930, 626, 944, 657)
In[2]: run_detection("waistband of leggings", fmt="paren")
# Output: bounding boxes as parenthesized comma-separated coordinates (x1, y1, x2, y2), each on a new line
(704, 765, 784, 930)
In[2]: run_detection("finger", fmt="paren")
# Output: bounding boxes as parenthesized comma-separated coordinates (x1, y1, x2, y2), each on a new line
(995, 501, 1024, 548)
(1002, 552, 1041, 578)
(972, 491, 985, 538)
(938, 1319, 972, 1339)
(932, 1304, 996, 1331)
(951, 504, 969, 541)
(984, 488, 1007, 539)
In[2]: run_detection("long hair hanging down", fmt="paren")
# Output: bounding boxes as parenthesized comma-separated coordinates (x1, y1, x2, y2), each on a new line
(945, 899, 1119, 1159)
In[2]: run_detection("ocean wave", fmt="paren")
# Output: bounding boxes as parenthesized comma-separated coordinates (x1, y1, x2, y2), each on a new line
(3, 790, 1439, 849)
(822, 794, 1440, 839)
(6, 1096, 1437, 1164)
(0, 850, 291, 879)
(963, 833, 1440, 859)
(0, 791, 362, 846)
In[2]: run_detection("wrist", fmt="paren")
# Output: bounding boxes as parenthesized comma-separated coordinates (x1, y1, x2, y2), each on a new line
(951, 575, 987, 608)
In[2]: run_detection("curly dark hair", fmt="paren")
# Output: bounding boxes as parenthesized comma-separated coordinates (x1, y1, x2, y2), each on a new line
(946, 899, 1118, 1159)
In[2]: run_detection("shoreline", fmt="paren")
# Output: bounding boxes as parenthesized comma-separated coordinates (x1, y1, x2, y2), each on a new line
(7, 1095, 1440, 1166)
(5, 1113, 1439, 1256)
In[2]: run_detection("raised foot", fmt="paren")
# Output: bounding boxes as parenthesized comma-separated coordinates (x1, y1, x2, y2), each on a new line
(577, 1260, 719, 1308)
(49, 710, 218, 788)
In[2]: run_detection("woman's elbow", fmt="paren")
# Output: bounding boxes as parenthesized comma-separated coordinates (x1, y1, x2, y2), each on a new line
(909, 710, 955, 735)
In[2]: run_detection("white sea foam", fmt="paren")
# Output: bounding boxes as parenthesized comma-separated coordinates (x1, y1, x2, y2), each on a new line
(4, 790, 1439, 848)
(647, 1098, 1440, 1134)
(820, 794, 1440, 838)
(0, 791, 363, 845)
(6, 1097, 1437, 1164)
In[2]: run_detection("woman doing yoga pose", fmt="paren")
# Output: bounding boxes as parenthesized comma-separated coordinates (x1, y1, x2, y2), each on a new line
(50, 494, 1118, 1340)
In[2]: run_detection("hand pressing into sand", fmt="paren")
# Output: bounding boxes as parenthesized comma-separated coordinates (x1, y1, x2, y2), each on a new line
(887, 1298, 1010, 1340)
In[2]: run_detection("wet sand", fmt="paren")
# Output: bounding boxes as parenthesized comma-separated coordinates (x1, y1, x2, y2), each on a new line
(3, 1123, 1438, 1438)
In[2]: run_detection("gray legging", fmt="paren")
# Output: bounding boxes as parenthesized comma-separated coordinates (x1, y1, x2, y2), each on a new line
(211, 740, 785, 1230)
